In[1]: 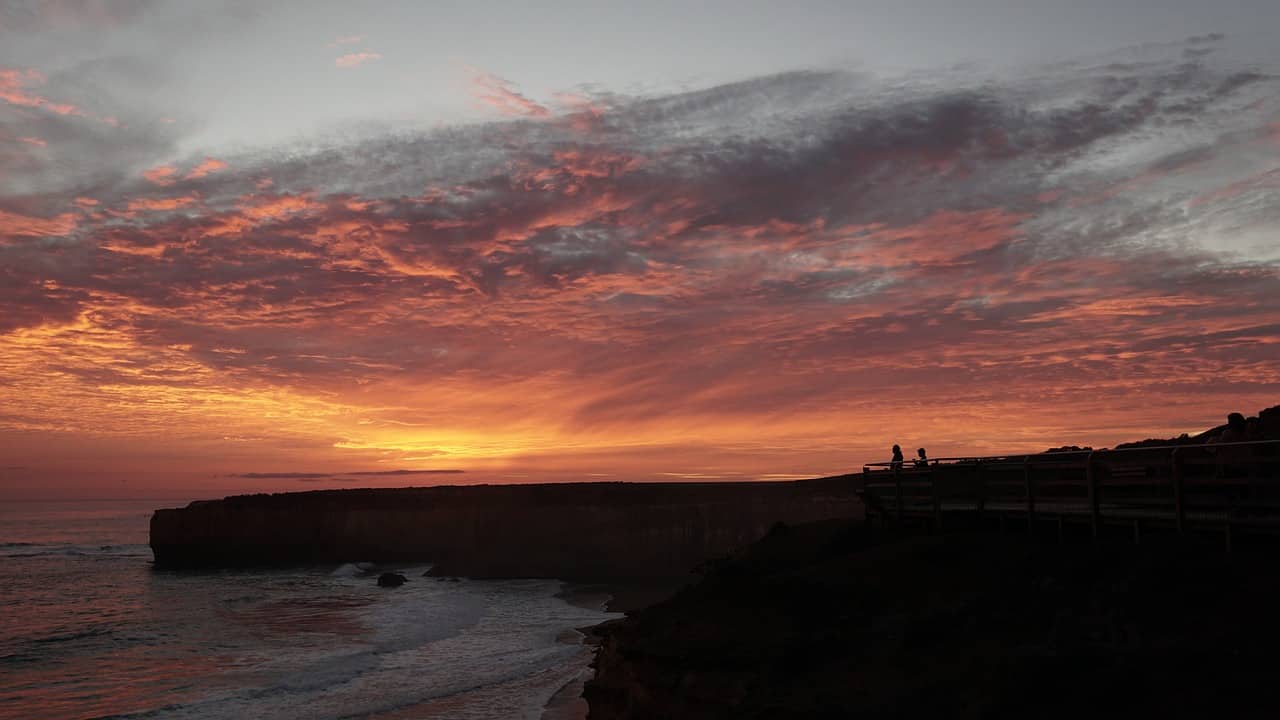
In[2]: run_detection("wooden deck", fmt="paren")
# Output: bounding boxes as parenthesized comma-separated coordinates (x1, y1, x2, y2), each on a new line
(857, 441, 1280, 547)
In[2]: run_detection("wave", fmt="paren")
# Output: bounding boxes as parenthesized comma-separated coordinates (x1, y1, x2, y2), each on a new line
(329, 562, 378, 577)
(31, 627, 114, 645)
(1, 542, 151, 559)
(4, 567, 613, 720)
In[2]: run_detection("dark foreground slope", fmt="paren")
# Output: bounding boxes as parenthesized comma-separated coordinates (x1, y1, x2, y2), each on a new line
(585, 521, 1280, 719)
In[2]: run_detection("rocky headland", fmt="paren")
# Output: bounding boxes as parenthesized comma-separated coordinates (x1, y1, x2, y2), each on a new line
(150, 477, 861, 580)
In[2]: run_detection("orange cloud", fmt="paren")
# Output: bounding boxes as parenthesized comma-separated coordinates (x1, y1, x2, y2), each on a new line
(335, 52, 382, 68)
(18, 136, 46, 147)
(0, 68, 82, 116)
(469, 70, 550, 118)
(185, 157, 228, 179)
(126, 195, 197, 212)
(143, 165, 177, 186)
(0, 208, 77, 238)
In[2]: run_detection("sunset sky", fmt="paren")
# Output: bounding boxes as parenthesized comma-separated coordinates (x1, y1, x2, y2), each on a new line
(2, 1, 1278, 499)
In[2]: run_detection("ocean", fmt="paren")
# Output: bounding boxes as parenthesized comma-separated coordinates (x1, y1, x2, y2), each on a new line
(0, 499, 615, 720)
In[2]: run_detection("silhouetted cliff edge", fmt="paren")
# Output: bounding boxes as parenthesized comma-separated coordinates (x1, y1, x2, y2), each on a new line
(584, 521, 1280, 719)
(150, 478, 860, 579)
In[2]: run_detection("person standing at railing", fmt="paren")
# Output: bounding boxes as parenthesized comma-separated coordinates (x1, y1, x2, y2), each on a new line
(1210, 413, 1250, 480)
(1245, 416, 1262, 442)
(891, 445, 904, 473)
(1214, 413, 1248, 444)
(914, 448, 929, 468)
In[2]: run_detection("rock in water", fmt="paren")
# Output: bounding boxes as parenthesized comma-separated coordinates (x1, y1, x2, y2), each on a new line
(377, 572, 408, 587)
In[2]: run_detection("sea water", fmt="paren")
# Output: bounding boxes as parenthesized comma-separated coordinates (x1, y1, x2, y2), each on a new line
(0, 499, 615, 720)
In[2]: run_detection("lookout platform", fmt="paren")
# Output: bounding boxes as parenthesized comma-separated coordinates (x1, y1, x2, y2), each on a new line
(858, 440, 1280, 547)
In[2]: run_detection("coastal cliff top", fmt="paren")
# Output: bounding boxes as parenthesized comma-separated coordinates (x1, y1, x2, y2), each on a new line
(168, 474, 862, 513)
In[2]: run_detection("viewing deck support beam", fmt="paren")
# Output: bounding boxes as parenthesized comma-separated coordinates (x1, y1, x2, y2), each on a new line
(1087, 451, 1100, 543)
(1171, 448, 1185, 535)
(1024, 456, 1035, 536)
(894, 465, 903, 526)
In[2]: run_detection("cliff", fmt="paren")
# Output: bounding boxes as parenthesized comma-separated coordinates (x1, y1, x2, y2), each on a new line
(150, 477, 861, 579)
(584, 520, 1280, 719)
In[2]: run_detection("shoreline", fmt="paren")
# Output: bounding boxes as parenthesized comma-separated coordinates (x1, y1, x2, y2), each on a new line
(540, 672, 592, 720)
(557, 580, 684, 614)
(550, 580, 684, 719)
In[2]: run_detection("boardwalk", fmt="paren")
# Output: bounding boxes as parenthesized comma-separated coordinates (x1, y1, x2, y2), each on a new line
(859, 440, 1280, 547)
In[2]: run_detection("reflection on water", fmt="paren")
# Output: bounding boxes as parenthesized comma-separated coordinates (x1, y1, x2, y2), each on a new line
(0, 500, 616, 720)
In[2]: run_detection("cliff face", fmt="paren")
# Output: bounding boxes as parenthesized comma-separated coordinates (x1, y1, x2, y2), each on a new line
(150, 477, 861, 579)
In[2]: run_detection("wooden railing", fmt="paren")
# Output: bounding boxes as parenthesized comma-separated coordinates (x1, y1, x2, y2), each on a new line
(858, 441, 1280, 547)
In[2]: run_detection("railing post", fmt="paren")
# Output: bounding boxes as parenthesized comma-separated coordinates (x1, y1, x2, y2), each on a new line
(862, 466, 872, 523)
(1171, 448, 1185, 535)
(894, 465, 903, 526)
(1024, 455, 1035, 536)
(1087, 450, 1100, 544)
(975, 460, 985, 522)
(932, 469, 942, 532)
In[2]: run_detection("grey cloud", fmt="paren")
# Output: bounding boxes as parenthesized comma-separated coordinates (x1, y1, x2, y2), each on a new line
(0, 0, 158, 33)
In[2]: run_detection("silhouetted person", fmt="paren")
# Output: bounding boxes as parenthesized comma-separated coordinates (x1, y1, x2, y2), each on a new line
(914, 447, 929, 468)
(891, 444, 904, 473)
(1217, 413, 1247, 443)
(1211, 413, 1250, 479)
(1245, 416, 1262, 441)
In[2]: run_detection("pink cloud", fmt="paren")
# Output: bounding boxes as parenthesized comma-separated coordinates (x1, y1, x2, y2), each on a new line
(18, 136, 47, 147)
(185, 157, 228, 179)
(0, 68, 82, 116)
(335, 52, 382, 69)
(469, 70, 550, 118)
(1189, 168, 1280, 208)
(143, 165, 177, 186)
(127, 195, 197, 212)
(553, 91, 609, 132)
(0, 208, 77, 238)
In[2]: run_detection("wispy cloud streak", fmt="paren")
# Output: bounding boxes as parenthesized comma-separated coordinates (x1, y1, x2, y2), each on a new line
(335, 52, 381, 68)
(469, 69, 551, 117)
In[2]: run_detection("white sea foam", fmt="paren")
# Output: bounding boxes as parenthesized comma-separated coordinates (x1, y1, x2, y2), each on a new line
(328, 562, 377, 577)
(1, 501, 619, 720)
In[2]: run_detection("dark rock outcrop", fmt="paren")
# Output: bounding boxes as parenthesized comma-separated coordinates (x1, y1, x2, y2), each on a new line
(585, 520, 1280, 719)
(150, 477, 861, 579)
(376, 572, 407, 587)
